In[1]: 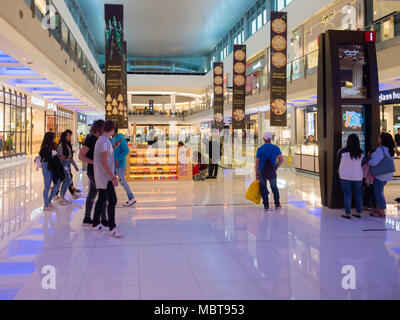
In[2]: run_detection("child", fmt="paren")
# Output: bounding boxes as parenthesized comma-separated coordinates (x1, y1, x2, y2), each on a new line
(362, 157, 376, 210)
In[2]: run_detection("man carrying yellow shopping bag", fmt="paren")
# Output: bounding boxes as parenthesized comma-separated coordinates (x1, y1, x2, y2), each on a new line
(245, 180, 262, 204)
(255, 132, 284, 211)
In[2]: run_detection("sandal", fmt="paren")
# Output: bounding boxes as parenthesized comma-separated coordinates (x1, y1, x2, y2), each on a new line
(370, 212, 383, 218)
(341, 214, 351, 220)
(352, 214, 362, 219)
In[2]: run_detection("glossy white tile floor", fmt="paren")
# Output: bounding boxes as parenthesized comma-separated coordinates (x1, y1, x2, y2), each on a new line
(0, 158, 400, 300)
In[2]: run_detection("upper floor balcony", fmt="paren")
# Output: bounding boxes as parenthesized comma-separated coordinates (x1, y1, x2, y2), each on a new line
(0, 0, 105, 114)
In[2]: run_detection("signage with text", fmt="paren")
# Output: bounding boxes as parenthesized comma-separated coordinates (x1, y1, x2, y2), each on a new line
(213, 62, 224, 130)
(270, 11, 288, 127)
(105, 4, 127, 128)
(77, 112, 87, 124)
(232, 45, 246, 130)
(379, 88, 400, 104)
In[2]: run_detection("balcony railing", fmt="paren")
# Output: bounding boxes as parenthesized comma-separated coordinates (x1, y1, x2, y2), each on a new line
(22, 0, 104, 97)
(365, 11, 400, 44)
(128, 110, 185, 118)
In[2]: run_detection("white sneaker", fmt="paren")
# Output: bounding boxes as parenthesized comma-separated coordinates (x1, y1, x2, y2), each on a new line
(58, 199, 70, 206)
(91, 224, 106, 231)
(124, 199, 137, 207)
(109, 229, 123, 238)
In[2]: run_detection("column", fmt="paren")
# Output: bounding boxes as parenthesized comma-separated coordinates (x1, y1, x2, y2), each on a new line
(171, 94, 176, 115)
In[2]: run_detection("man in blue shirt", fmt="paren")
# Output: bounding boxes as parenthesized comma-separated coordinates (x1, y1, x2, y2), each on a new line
(112, 124, 136, 207)
(255, 132, 284, 210)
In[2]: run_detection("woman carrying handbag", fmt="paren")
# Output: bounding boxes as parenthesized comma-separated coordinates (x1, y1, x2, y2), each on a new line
(369, 132, 396, 218)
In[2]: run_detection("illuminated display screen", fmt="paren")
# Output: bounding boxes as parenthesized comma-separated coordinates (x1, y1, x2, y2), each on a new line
(338, 44, 368, 99)
(342, 105, 366, 153)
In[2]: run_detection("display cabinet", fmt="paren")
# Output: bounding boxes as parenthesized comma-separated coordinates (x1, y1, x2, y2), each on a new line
(295, 144, 319, 174)
(127, 145, 178, 181)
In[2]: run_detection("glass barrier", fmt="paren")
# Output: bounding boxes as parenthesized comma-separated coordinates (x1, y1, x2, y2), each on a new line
(365, 11, 400, 43)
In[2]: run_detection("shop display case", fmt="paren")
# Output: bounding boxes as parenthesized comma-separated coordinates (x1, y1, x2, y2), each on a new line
(295, 144, 319, 174)
(127, 145, 178, 181)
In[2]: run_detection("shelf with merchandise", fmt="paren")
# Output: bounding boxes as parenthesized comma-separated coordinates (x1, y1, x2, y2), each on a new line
(127, 145, 179, 182)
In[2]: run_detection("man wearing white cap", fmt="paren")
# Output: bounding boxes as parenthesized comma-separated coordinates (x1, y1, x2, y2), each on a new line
(255, 132, 284, 210)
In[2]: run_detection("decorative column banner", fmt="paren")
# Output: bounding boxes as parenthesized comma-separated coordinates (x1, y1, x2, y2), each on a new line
(120, 41, 128, 128)
(105, 4, 126, 127)
(232, 45, 247, 130)
(213, 62, 224, 130)
(270, 11, 288, 127)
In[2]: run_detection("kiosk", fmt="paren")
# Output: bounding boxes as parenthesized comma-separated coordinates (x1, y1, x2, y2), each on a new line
(317, 30, 380, 208)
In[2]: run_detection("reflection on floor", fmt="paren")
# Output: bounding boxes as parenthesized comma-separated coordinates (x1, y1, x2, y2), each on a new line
(0, 159, 400, 300)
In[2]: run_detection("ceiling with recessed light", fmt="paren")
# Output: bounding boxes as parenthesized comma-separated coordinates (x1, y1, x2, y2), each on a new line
(0, 50, 95, 112)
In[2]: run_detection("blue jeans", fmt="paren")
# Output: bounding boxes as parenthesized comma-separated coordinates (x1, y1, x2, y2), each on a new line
(259, 176, 280, 207)
(60, 160, 72, 196)
(373, 178, 387, 210)
(42, 162, 60, 207)
(340, 179, 362, 215)
(116, 167, 134, 200)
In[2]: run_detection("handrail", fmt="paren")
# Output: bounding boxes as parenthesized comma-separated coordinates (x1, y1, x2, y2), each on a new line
(364, 11, 400, 30)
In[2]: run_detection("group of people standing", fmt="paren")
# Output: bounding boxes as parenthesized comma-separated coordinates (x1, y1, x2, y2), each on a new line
(338, 132, 398, 219)
(39, 120, 136, 239)
(255, 131, 398, 218)
(39, 130, 80, 211)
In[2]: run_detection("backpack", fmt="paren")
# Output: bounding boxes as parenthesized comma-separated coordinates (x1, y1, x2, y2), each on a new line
(259, 146, 278, 180)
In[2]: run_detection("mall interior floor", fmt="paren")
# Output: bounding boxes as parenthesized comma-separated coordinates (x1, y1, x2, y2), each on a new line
(0, 159, 400, 300)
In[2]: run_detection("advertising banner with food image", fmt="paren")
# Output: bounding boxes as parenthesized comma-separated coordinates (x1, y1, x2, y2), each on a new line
(213, 62, 224, 130)
(105, 4, 126, 126)
(232, 45, 247, 130)
(270, 11, 288, 127)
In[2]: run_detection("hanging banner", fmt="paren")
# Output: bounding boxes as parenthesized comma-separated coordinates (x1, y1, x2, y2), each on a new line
(270, 11, 288, 127)
(213, 62, 224, 130)
(232, 45, 246, 130)
(105, 4, 126, 127)
(120, 41, 128, 128)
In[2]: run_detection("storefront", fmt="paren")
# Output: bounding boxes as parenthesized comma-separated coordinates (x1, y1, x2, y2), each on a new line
(27, 95, 74, 155)
(77, 112, 89, 137)
(0, 86, 27, 160)
(379, 88, 400, 177)
(379, 88, 400, 134)
(246, 54, 267, 96)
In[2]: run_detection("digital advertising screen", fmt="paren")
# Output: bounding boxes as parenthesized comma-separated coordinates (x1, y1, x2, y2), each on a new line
(342, 105, 366, 153)
(338, 44, 368, 99)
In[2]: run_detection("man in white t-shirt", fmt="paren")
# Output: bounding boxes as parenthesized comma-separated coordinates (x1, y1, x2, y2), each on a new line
(92, 120, 122, 238)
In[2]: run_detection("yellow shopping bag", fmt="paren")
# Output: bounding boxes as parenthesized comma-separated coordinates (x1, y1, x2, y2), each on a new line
(245, 180, 261, 205)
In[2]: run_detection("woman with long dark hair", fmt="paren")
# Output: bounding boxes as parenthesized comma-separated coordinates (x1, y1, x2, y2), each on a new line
(337, 134, 364, 219)
(58, 131, 74, 206)
(369, 132, 396, 218)
(39, 132, 64, 212)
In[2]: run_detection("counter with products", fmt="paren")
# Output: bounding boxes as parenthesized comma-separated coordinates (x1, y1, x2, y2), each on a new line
(126, 143, 192, 181)
(127, 145, 178, 181)
(294, 144, 319, 174)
